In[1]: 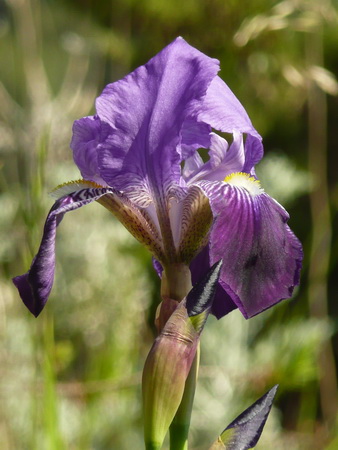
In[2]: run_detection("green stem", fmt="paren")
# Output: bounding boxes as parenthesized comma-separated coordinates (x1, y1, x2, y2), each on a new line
(161, 264, 192, 301)
(169, 345, 200, 450)
(145, 443, 162, 450)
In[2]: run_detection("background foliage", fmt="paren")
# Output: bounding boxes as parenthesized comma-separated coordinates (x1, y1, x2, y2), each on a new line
(0, 0, 337, 448)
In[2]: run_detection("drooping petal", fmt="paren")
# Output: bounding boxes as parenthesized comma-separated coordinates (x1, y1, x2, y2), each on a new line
(94, 37, 219, 209)
(13, 185, 111, 316)
(53, 183, 166, 263)
(13, 181, 165, 317)
(198, 178, 303, 319)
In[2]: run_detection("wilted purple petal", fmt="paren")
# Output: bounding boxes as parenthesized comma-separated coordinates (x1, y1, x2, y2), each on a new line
(198, 180, 303, 318)
(13, 186, 122, 317)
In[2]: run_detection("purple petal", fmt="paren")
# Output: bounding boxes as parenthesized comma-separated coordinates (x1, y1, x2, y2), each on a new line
(199, 180, 303, 319)
(198, 76, 262, 139)
(242, 134, 264, 175)
(189, 246, 237, 319)
(185, 132, 246, 184)
(152, 257, 163, 279)
(182, 151, 204, 180)
(180, 118, 211, 159)
(94, 37, 219, 207)
(70, 116, 110, 185)
(152, 250, 236, 319)
(13, 186, 120, 317)
(196, 76, 263, 164)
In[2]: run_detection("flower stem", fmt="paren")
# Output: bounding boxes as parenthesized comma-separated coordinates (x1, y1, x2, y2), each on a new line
(145, 442, 162, 450)
(161, 264, 192, 301)
(169, 344, 200, 450)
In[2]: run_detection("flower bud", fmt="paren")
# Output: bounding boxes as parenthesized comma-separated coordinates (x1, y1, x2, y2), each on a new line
(208, 385, 278, 449)
(142, 261, 222, 449)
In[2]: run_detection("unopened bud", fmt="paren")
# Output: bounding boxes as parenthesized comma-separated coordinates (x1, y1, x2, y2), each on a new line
(142, 261, 222, 449)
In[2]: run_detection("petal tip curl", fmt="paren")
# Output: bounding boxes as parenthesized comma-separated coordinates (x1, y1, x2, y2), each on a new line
(12, 274, 45, 317)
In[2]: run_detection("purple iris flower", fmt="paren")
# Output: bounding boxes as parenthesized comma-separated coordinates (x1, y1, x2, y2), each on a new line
(13, 37, 302, 318)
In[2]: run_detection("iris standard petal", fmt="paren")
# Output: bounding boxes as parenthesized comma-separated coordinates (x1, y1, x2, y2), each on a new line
(70, 116, 110, 185)
(199, 179, 303, 318)
(197, 76, 263, 161)
(182, 151, 204, 180)
(199, 76, 262, 138)
(180, 117, 211, 159)
(242, 134, 264, 175)
(94, 37, 219, 209)
(185, 132, 246, 184)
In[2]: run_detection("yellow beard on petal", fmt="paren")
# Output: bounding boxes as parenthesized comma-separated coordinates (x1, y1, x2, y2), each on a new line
(224, 172, 263, 196)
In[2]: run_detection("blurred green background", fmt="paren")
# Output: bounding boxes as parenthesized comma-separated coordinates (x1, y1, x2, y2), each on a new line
(0, 0, 337, 448)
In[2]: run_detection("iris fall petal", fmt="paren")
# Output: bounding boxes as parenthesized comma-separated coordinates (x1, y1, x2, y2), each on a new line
(13, 182, 165, 316)
(13, 189, 113, 316)
(199, 180, 303, 318)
